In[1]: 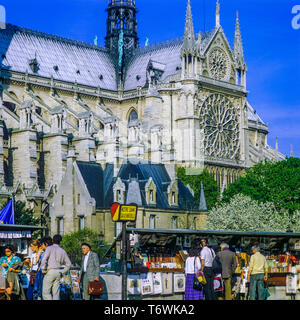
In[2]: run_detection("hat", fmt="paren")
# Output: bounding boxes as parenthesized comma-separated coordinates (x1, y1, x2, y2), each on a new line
(23, 256, 30, 260)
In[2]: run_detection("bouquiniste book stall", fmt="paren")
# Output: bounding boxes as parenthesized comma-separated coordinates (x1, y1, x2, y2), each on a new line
(103, 228, 300, 300)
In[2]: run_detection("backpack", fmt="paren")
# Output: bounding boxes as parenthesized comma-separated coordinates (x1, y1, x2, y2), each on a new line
(212, 255, 222, 275)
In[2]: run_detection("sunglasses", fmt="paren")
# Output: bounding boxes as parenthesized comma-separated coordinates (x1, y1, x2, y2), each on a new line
(4, 250, 12, 253)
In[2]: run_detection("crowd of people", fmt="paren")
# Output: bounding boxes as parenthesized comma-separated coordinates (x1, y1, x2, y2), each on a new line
(184, 239, 269, 300)
(0, 235, 101, 301)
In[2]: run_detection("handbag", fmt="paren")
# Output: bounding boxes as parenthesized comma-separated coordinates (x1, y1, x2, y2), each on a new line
(87, 281, 104, 296)
(29, 272, 37, 286)
(192, 257, 203, 291)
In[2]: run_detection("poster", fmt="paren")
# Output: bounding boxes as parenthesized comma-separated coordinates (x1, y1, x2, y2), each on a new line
(184, 236, 191, 248)
(69, 270, 81, 299)
(213, 274, 223, 293)
(162, 272, 173, 295)
(152, 272, 163, 295)
(173, 273, 185, 293)
(141, 273, 153, 295)
(127, 274, 141, 295)
(286, 274, 297, 294)
(176, 237, 183, 246)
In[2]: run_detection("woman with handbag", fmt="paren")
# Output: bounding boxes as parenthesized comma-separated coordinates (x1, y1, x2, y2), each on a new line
(27, 240, 42, 300)
(184, 248, 203, 300)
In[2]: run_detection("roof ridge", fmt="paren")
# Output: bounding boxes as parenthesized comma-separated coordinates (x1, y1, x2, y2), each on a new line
(3, 23, 109, 53)
(135, 29, 215, 54)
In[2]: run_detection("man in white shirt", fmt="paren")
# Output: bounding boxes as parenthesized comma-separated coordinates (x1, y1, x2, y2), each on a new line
(200, 239, 217, 300)
(80, 243, 100, 300)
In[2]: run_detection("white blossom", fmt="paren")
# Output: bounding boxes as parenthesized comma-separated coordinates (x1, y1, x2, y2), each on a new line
(207, 194, 299, 232)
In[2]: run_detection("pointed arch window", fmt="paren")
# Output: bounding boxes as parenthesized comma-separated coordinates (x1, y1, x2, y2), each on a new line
(128, 109, 138, 124)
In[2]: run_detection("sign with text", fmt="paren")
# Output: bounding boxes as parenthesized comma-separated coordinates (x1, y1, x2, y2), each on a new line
(110, 202, 138, 222)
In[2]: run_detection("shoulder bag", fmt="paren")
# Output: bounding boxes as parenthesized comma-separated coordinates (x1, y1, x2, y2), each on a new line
(193, 257, 203, 291)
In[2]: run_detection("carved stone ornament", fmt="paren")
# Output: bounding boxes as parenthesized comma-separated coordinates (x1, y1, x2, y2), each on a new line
(208, 47, 228, 80)
(199, 94, 240, 160)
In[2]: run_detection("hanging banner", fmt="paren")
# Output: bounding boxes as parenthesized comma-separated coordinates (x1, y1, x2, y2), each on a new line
(0, 230, 31, 239)
(110, 202, 138, 222)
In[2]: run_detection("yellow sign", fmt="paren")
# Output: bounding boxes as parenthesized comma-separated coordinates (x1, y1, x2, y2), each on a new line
(110, 203, 138, 222)
(119, 205, 137, 221)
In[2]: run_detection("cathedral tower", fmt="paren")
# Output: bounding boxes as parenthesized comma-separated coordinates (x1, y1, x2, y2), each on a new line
(105, 0, 139, 59)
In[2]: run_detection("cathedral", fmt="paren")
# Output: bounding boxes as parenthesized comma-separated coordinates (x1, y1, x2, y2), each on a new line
(0, 0, 285, 242)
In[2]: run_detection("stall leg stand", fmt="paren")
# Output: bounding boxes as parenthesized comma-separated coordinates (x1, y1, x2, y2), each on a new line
(291, 293, 296, 301)
(121, 222, 127, 301)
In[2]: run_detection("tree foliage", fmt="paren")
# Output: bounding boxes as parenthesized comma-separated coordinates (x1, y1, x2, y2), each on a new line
(222, 158, 300, 215)
(207, 194, 300, 232)
(61, 228, 108, 266)
(177, 167, 220, 210)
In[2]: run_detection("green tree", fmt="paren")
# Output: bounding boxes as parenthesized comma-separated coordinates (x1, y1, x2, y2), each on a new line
(177, 167, 220, 210)
(14, 201, 40, 226)
(61, 228, 108, 266)
(222, 157, 300, 215)
(207, 194, 299, 232)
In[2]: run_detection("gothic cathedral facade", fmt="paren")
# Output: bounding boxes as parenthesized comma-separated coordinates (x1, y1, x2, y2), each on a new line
(0, 0, 284, 238)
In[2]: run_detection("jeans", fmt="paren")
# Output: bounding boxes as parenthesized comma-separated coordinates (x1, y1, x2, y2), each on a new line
(249, 273, 265, 300)
(203, 267, 217, 300)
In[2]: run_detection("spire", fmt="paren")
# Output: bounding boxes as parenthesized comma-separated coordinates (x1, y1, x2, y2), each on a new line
(182, 0, 196, 55)
(291, 143, 294, 157)
(234, 11, 246, 70)
(197, 32, 202, 55)
(199, 181, 207, 211)
(216, 0, 220, 28)
(275, 137, 278, 151)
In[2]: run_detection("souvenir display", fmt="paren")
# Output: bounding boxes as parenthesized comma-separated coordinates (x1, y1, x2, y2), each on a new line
(127, 274, 141, 295)
(162, 273, 173, 295)
(141, 273, 153, 295)
(152, 272, 163, 295)
(69, 269, 81, 300)
(184, 236, 191, 248)
(173, 273, 185, 293)
(213, 274, 223, 293)
(286, 271, 298, 294)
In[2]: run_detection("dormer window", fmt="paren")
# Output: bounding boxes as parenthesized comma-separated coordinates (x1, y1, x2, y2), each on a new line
(145, 177, 157, 206)
(113, 177, 126, 203)
(117, 190, 122, 202)
(168, 179, 178, 207)
(172, 192, 176, 204)
(150, 190, 154, 202)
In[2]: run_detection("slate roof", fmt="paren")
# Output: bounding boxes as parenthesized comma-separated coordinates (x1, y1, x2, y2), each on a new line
(76, 160, 200, 211)
(247, 102, 265, 125)
(77, 161, 104, 209)
(0, 24, 117, 90)
(124, 30, 217, 91)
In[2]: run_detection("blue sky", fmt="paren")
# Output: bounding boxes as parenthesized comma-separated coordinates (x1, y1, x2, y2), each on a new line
(2, 0, 300, 157)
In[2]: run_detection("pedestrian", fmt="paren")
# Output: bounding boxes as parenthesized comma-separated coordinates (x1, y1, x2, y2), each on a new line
(247, 246, 268, 300)
(6, 257, 30, 300)
(33, 237, 53, 300)
(27, 239, 42, 300)
(80, 243, 100, 300)
(0, 245, 21, 278)
(40, 234, 71, 300)
(200, 239, 217, 300)
(217, 243, 237, 300)
(19, 256, 31, 297)
(184, 248, 203, 300)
